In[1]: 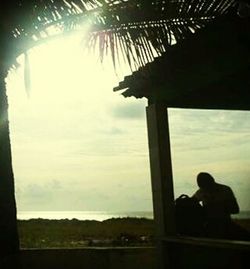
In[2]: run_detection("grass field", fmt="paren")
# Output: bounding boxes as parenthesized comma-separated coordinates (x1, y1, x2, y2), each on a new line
(18, 217, 155, 248)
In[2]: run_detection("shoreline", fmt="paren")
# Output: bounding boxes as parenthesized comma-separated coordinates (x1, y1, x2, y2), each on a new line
(17, 210, 249, 221)
(16, 211, 154, 222)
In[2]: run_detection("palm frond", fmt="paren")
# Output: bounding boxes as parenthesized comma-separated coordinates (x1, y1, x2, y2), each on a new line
(83, 0, 237, 69)
(2, 0, 238, 70)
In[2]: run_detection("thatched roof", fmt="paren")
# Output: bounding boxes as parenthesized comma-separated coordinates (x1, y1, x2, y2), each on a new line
(114, 13, 250, 110)
(0, 0, 239, 69)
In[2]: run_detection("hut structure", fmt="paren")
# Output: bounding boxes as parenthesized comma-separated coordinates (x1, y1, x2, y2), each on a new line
(0, 0, 250, 268)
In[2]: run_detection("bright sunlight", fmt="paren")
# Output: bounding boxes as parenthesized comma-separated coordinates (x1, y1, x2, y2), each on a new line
(6, 33, 152, 213)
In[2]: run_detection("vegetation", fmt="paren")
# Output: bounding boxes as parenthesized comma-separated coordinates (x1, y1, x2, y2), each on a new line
(2, 0, 236, 69)
(18, 217, 155, 248)
(17, 217, 250, 249)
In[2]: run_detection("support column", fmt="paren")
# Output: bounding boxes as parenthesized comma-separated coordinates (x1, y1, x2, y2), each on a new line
(0, 68, 19, 259)
(146, 103, 175, 269)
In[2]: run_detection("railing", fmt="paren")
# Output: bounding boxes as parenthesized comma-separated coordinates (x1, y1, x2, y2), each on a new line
(0, 247, 156, 269)
(1, 238, 249, 269)
(163, 235, 250, 250)
(162, 236, 250, 269)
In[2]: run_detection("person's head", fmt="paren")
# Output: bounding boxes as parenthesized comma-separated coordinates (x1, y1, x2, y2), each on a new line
(197, 172, 216, 190)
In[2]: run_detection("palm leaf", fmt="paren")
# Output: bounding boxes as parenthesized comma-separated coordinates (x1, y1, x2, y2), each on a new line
(2, 0, 238, 70)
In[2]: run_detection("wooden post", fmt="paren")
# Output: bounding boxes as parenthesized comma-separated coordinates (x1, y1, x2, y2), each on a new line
(146, 103, 176, 269)
(0, 19, 20, 261)
(0, 68, 19, 259)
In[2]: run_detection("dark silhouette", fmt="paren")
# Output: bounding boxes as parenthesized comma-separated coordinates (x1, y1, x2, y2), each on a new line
(175, 194, 205, 237)
(193, 172, 249, 240)
(0, 69, 19, 258)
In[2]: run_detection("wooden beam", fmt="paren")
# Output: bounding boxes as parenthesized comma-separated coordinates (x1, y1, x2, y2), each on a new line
(146, 103, 176, 269)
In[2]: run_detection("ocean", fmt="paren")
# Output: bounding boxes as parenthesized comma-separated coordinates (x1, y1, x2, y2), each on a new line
(17, 211, 154, 221)
(17, 210, 250, 221)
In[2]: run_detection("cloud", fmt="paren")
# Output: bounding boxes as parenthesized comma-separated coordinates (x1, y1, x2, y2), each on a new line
(103, 127, 124, 135)
(169, 109, 250, 135)
(168, 108, 250, 155)
(111, 102, 145, 120)
(16, 176, 153, 212)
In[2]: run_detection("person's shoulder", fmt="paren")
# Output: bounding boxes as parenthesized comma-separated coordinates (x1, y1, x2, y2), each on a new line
(216, 183, 233, 192)
(194, 188, 202, 195)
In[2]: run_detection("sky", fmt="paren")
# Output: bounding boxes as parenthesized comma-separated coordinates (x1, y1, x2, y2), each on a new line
(6, 33, 250, 213)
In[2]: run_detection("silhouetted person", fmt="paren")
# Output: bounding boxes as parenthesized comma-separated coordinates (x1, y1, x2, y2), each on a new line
(193, 172, 240, 239)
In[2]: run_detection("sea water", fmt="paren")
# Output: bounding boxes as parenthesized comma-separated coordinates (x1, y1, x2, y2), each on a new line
(17, 210, 250, 221)
(17, 211, 154, 221)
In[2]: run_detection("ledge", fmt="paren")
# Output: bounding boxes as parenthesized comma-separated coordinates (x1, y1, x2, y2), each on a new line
(163, 236, 250, 251)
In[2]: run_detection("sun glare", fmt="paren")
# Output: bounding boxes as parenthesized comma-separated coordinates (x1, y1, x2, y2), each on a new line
(7, 32, 134, 130)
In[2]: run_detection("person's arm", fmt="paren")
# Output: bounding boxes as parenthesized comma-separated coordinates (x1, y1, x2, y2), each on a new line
(192, 190, 202, 202)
